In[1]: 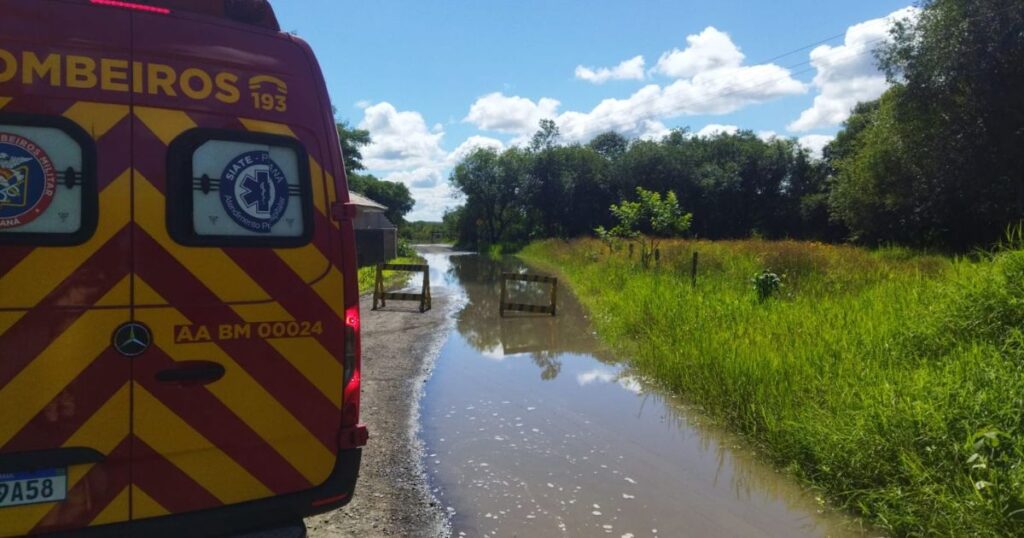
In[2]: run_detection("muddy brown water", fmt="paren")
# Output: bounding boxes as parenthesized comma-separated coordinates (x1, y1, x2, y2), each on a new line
(418, 251, 873, 538)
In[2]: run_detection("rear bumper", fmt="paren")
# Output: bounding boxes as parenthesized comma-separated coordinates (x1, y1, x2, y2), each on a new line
(50, 449, 362, 538)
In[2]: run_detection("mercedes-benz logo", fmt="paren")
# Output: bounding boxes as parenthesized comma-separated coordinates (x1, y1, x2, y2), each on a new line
(112, 322, 152, 357)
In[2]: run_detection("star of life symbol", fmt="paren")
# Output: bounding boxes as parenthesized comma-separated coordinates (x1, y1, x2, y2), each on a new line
(219, 150, 289, 234)
(239, 169, 275, 216)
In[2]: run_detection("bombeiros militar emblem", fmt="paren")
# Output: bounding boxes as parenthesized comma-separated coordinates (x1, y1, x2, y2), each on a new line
(0, 133, 57, 230)
(219, 150, 289, 234)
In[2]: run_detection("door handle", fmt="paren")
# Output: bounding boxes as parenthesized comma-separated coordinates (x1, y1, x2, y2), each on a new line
(155, 361, 225, 386)
(0, 448, 105, 473)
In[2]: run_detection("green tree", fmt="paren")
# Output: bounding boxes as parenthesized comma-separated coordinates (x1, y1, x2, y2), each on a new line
(529, 119, 560, 152)
(838, 0, 1024, 248)
(348, 173, 415, 227)
(336, 120, 372, 176)
(449, 148, 524, 246)
(588, 132, 629, 161)
(596, 188, 692, 268)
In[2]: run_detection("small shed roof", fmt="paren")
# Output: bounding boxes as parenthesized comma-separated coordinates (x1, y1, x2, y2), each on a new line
(348, 191, 388, 213)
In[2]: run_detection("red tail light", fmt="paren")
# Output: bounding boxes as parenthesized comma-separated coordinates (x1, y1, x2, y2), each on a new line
(90, 0, 171, 14)
(341, 305, 362, 429)
(338, 305, 367, 450)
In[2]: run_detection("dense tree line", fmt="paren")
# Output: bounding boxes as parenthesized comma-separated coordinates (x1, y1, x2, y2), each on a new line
(830, 0, 1024, 249)
(448, 0, 1024, 251)
(448, 123, 835, 249)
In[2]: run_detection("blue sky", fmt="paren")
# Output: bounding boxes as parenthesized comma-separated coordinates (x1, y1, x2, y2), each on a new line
(275, 1, 916, 220)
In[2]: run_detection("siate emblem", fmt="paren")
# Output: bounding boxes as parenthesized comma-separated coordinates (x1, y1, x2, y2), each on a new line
(219, 150, 289, 234)
(112, 322, 152, 358)
(0, 133, 57, 230)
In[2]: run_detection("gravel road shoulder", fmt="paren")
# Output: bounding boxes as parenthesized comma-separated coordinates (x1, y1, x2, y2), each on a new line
(305, 248, 454, 537)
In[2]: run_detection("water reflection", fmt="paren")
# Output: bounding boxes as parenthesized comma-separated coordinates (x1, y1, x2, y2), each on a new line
(420, 251, 872, 537)
(447, 254, 615, 381)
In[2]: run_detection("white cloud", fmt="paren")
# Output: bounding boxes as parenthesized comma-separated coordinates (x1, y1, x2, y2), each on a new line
(556, 63, 805, 142)
(575, 55, 646, 84)
(653, 27, 745, 79)
(467, 26, 805, 144)
(355, 102, 462, 220)
(638, 120, 671, 141)
(359, 102, 447, 171)
(464, 92, 561, 134)
(757, 130, 780, 141)
(696, 123, 739, 138)
(798, 134, 835, 159)
(402, 182, 461, 222)
(789, 7, 919, 132)
(356, 103, 509, 221)
(384, 168, 444, 189)
(448, 135, 505, 164)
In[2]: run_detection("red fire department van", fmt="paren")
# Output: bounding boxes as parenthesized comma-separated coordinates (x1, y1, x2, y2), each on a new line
(0, 0, 368, 535)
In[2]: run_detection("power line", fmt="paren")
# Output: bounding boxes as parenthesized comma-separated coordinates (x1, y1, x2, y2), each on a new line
(757, 31, 848, 65)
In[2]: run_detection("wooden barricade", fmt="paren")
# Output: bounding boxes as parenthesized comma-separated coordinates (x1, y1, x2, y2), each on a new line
(500, 273, 557, 317)
(373, 263, 432, 313)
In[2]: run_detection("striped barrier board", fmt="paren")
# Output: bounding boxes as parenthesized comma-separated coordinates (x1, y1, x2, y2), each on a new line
(381, 264, 429, 272)
(373, 264, 432, 313)
(500, 273, 557, 317)
(503, 273, 557, 284)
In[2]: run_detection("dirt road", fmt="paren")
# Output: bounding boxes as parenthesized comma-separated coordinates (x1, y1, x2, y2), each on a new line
(305, 246, 455, 537)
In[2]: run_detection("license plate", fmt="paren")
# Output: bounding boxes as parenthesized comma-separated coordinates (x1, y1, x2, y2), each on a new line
(0, 469, 67, 508)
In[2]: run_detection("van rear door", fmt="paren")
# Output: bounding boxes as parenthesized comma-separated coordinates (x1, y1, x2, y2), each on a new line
(0, 1, 133, 535)
(127, 8, 346, 524)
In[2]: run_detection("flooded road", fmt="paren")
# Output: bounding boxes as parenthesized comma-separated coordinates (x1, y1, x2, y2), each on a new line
(418, 251, 870, 538)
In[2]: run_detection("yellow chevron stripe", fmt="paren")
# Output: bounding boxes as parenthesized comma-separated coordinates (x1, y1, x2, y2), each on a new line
(63, 103, 129, 140)
(0, 304, 128, 446)
(2, 385, 130, 536)
(0, 171, 131, 313)
(91, 487, 130, 527)
(0, 312, 19, 337)
(134, 172, 341, 399)
(134, 278, 336, 484)
(65, 384, 130, 453)
(135, 106, 197, 145)
(96, 277, 131, 307)
(308, 157, 327, 215)
(134, 172, 270, 303)
(230, 300, 342, 408)
(134, 386, 272, 504)
(274, 242, 332, 290)
(0, 97, 10, 110)
(309, 266, 346, 321)
(239, 117, 295, 138)
(132, 485, 170, 520)
(324, 170, 338, 208)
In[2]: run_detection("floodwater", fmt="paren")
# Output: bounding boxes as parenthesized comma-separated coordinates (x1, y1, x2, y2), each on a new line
(418, 251, 872, 538)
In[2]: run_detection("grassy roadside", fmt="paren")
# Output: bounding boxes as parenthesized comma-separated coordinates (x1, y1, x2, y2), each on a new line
(520, 238, 1024, 537)
(357, 256, 424, 295)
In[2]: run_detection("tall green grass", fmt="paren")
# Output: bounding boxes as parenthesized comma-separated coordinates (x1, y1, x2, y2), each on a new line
(521, 238, 1024, 537)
